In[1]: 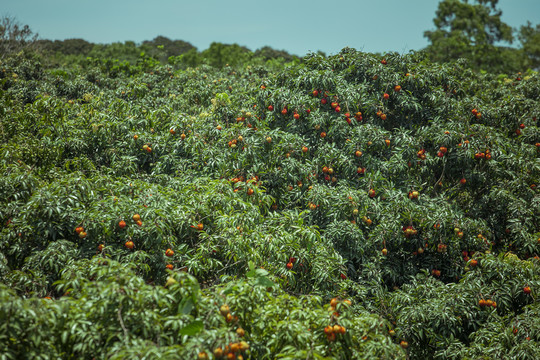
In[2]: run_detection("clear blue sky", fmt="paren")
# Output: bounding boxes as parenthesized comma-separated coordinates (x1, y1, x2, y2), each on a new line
(2, 0, 539, 56)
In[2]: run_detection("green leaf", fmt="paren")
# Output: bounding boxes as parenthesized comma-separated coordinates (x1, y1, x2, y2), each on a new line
(179, 298, 194, 315)
(256, 276, 274, 288)
(178, 320, 203, 336)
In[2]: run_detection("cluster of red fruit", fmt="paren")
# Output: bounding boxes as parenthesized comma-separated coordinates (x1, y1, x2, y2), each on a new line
(323, 323, 346, 342)
(471, 108, 482, 119)
(462, 250, 475, 263)
(75, 226, 87, 239)
(375, 110, 387, 121)
(230, 175, 260, 195)
(321, 165, 338, 183)
(408, 190, 419, 200)
(323, 297, 351, 341)
(417, 149, 426, 160)
(202, 340, 249, 360)
(346, 112, 363, 124)
(437, 243, 447, 253)
(478, 298, 497, 309)
(132, 213, 142, 227)
(515, 123, 526, 136)
(437, 146, 448, 158)
(190, 223, 204, 231)
(402, 225, 418, 238)
(227, 138, 239, 148)
(199, 308, 250, 360)
(142, 144, 152, 153)
(474, 149, 492, 160)
(361, 216, 373, 226)
(219, 304, 238, 324)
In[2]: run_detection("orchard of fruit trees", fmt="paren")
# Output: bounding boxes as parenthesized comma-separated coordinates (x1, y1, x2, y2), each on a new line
(0, 28, 539, 360)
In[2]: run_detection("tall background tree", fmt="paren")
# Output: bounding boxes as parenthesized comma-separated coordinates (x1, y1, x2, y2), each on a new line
(0, 16, 38, 58)
(423, 0, 539, 73)
(519, 22, 540, 70)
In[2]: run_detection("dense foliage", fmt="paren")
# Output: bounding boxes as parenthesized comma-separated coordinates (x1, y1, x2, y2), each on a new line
(1, 36, 539, 359)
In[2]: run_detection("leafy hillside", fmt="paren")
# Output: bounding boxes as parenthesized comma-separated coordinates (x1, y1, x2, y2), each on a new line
(1, 48, 539, 359)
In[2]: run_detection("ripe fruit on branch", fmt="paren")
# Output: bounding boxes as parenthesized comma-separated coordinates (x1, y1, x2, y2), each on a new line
(293, 113, 300, 120)
(125, 240, 134, 249)
(382, 248, 388, 256)
(524, 286, 531, 294)
(383, 93, 389, 100)
(165, 248, 174, 257)
(403, 226, 417, 237)
(324, 325, 333, 335)
(368, 189, 376, 198)
(220, 304, 230, 316)
(213, 348, 223, 358)
(281, 108, 287, 115)
(286, 262, 293, 270)
(394, 85, 401, 92)
(132, 214, 141, 222)
(118, 220, 126, 229)
(78, 231, 87, 239)
(302, 146, 309, 153)
(268, 105, 274, 111)
(355, 150, 363, 157)
(408, 191, 419, 199)
(236, 327, 245, 337)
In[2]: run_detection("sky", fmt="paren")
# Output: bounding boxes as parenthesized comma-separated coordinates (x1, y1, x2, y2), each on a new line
(2, 0, 540, 56)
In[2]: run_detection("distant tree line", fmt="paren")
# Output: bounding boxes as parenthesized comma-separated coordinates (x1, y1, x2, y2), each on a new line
(32, 35, 298, 68)
(1, 0, 539, 74)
